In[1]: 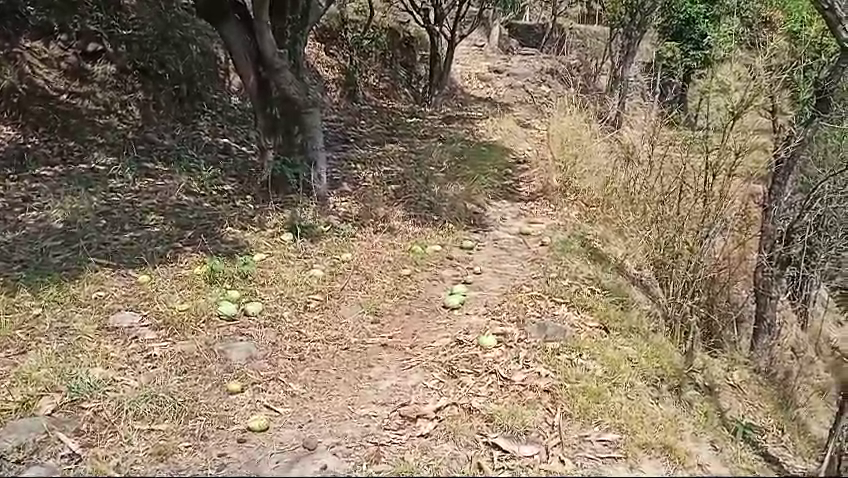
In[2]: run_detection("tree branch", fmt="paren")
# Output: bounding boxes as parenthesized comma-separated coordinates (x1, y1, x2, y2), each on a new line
(811, 0, 848, 48)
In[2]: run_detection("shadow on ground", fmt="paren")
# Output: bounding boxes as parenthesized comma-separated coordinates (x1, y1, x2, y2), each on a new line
(0, 1, 523, 290)
(326, 93, 523, 228)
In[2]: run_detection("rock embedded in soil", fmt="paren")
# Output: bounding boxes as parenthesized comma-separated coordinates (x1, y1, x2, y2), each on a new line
(216, 341, 259, 364)
(426, 244, 443, 253)
(108, 311, 146, 328)
(258, 448, 347, 476)
(540, 236, 552, 246)
(339, 252, 353, 262)
(302, 436, 319, 451)
(137, 274, 152, 285)
(519, 225, 534, 236)
(0, 417, 49, 455)
(462, 275, 474, 284)
(525, 320, 570, 342)
(20, 463, 60, 477)
(459, 239, 477, 251)
(473, 266, 483, 275)
(307, 268, 325, 279)
(400, 268, 413, 277)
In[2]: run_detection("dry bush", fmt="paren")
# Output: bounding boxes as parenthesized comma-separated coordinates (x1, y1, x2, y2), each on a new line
(550, 59, 773, 354)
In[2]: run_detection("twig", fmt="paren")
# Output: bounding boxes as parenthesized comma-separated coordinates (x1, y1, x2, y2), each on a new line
(262, 401, 290, 416)
(557, 406, 566, 455)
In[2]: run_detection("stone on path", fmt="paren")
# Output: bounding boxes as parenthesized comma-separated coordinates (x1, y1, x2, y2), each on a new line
(0, 417, 49, 455)
(257, 448, 346, 476)
(525, 320, 570, 342)
(21, 463, 60, 477)
(216, 341, 259, 363)
(107, 311, 146, 328)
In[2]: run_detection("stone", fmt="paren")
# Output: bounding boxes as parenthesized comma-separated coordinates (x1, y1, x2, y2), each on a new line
(0, 417, 48, 455)
(302, 436, 319, 451)
(21, 463, 60, 477)
(107, 311, 145, 328)
(216, 341, 259, 364)
(525, 320, 570, 342)
(258, 448, 346, 477)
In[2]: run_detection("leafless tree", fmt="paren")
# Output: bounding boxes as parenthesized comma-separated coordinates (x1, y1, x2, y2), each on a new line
(540, 0, 577, 47)
(399, 0, 490, 105)
(194, 0, 333, 202)
(603, 0, 660, 130)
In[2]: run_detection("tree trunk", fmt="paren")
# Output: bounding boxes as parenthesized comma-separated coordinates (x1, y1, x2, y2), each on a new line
(541, 0, 559, 49)
(819, 390, 847, 476)
(486, 9, 501, 51)
(750, 48, 848, 359)
(196, 0, 277, 171)
(425, 27, 444, 105)
(606, 28, 643, 129)
(195, 0, 330, 203)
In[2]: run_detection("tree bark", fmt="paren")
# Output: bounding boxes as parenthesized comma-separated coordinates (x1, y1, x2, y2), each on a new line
(196, 0, 331, 203)
(401, 0, 487, 106)
(606, 27, 644, 129)
(818, 387, 847, 476)
(196, 0, 277, 171)
(486, 9, 501, 51)
(750, 47, 848, 358)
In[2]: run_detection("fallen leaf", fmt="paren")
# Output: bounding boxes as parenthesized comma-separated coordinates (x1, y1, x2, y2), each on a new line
(489, 435, 543, 458)
(490, 326, 519, 336)
(54, 430, 84, 456)
(34, 394, 60, 416)
(397, 397, 451, 420)
(415, 418, 438, 437)
(529, 377, 555, 390)
(533, 365, 555, 377)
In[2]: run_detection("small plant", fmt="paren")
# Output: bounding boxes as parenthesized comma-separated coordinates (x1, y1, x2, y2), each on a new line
(66, 370, 107, 402)
(199, 255, 256, 286)
(731, 418, 759, 444)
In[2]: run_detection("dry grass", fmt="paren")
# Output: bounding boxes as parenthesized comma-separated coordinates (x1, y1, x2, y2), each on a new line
(0, 203, 463, 474)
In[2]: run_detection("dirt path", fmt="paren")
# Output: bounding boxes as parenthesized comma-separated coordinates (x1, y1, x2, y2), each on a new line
(153, 40, 572, 475)
(183, 198, 556, 476)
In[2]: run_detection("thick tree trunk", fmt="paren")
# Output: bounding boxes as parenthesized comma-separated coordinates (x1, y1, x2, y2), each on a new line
(425, 29, 444, 105)
(751, 48, 848, 359)
(196, 0, 277, 172)
(196, 0, 330, 203)
(486, 9, 501, 51)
